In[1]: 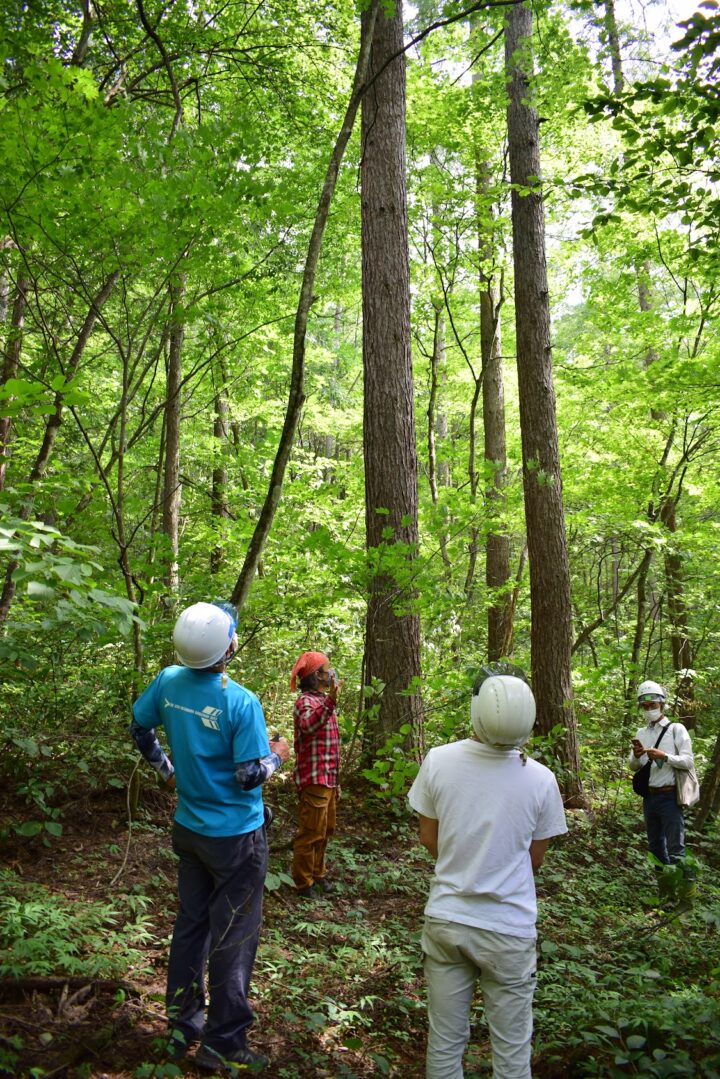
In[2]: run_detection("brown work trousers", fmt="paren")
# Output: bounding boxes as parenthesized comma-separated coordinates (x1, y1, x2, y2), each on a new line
(291, 784, 337, 890)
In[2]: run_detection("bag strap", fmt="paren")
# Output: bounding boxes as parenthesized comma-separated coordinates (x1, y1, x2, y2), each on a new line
(651, 724, 671, 750)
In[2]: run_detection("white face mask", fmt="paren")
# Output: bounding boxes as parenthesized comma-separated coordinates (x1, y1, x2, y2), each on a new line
(643, 707, 662, 723)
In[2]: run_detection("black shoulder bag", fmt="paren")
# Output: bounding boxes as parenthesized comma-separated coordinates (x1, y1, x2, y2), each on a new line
(632, 724, 672, 797)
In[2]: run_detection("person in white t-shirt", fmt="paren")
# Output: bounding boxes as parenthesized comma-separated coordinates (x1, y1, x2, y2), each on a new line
(408, 665, 567, 1079)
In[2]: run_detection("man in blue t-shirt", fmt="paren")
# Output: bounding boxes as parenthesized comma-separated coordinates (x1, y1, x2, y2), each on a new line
(131, 601, 290, 1074)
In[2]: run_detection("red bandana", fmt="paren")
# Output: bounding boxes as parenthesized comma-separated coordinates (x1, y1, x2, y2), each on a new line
(290, 651, 329, 691)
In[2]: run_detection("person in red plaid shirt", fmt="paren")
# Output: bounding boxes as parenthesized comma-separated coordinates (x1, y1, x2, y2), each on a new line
(290, 650, 342, 898)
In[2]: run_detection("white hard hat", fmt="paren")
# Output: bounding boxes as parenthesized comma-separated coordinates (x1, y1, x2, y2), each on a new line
(471, 674, 536, 748)
(637, 680, 667, 704)
(173, 602, 236, 669)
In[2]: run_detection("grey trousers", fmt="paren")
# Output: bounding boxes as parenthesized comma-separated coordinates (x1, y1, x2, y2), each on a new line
(422, 916, 537, 1079)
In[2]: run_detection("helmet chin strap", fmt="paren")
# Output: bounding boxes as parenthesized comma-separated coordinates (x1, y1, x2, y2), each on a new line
(473, 726, 529, 753)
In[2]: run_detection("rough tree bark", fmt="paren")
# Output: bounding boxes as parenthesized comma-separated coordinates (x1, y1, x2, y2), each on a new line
(361, 0, 424, 754)
(477, 153, 511, 660)
(505, 4, 581, 800)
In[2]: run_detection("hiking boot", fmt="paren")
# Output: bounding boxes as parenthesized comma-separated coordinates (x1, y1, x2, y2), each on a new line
(295, 884, 317, 899)
(314, 878, 335, 894)
(161, 1028, 197, 1060)
(195, 1042, 268, 1073)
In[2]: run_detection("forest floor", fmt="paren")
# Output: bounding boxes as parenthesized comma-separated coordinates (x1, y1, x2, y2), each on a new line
(1, 774, 720, 1079)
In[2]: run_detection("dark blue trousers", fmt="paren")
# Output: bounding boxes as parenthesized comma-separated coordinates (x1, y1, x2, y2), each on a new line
(167, 821, 268, 1056)
(643, 789, 685, 866)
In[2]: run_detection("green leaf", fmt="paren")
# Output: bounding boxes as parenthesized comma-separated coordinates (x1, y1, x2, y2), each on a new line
(626, 1035, 647, 1049)
(15, 821, 44, 837)
(27, 582, 56, 599)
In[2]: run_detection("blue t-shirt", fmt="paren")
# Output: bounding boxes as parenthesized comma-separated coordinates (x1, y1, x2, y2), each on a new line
(132, 665, 270, 837)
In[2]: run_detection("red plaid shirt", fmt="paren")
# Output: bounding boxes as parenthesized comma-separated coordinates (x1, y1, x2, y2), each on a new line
(293, 690, 341, 790)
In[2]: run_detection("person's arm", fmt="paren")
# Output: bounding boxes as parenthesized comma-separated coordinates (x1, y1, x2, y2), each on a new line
(530, 837, 551, 874)
(129, 718, 175, 784)
(235, 738, 290, 790)
(647, 723, 693, 772)
(418, 814, 439, 859)
(629, 732, 647, 771)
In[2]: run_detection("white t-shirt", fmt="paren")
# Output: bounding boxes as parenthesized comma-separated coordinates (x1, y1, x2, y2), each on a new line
(408, 739, 567, 939)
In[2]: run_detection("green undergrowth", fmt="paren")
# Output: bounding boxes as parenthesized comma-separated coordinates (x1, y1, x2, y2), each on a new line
(533, 807, 720, 1078)
(252, 795, 720, 1077)
(1, 790, 719, 1077)
(0, 868, 154, 980)
(255, 812, 431, 1077)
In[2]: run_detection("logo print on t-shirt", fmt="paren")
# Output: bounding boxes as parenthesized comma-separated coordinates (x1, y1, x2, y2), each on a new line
(163, 699, 223, 729)
(200, 706, 221, 730)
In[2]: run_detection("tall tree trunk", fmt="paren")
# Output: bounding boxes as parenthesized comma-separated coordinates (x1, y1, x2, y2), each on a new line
(361, 0, 423, 754)
(0, 273, 29, 492)
(505, 5, 581, 800)
(427, 301, 451, 571)
(696, 732, 720, 830)
(482, 291, 511, 660)
(624, 547, 653, 719)
(477, 153, 511, 661)
(115, 340, 144, 674)
(161, 274, 185, 597)
(463, 374, 483, 598)
(211, 362, 230, 575)
(603, 0, 625, 95)
(436, 397, 449, 488)
(659, 495, 694, 726)
(229, 1, 379, 613)
(427, 303, 442, 507)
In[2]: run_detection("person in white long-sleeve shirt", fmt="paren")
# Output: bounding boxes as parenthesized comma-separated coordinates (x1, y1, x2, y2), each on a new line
(629, 679, 695, 891)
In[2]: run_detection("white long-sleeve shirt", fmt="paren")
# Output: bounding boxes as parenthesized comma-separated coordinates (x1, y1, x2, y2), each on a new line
(629, 716, 694, 788)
